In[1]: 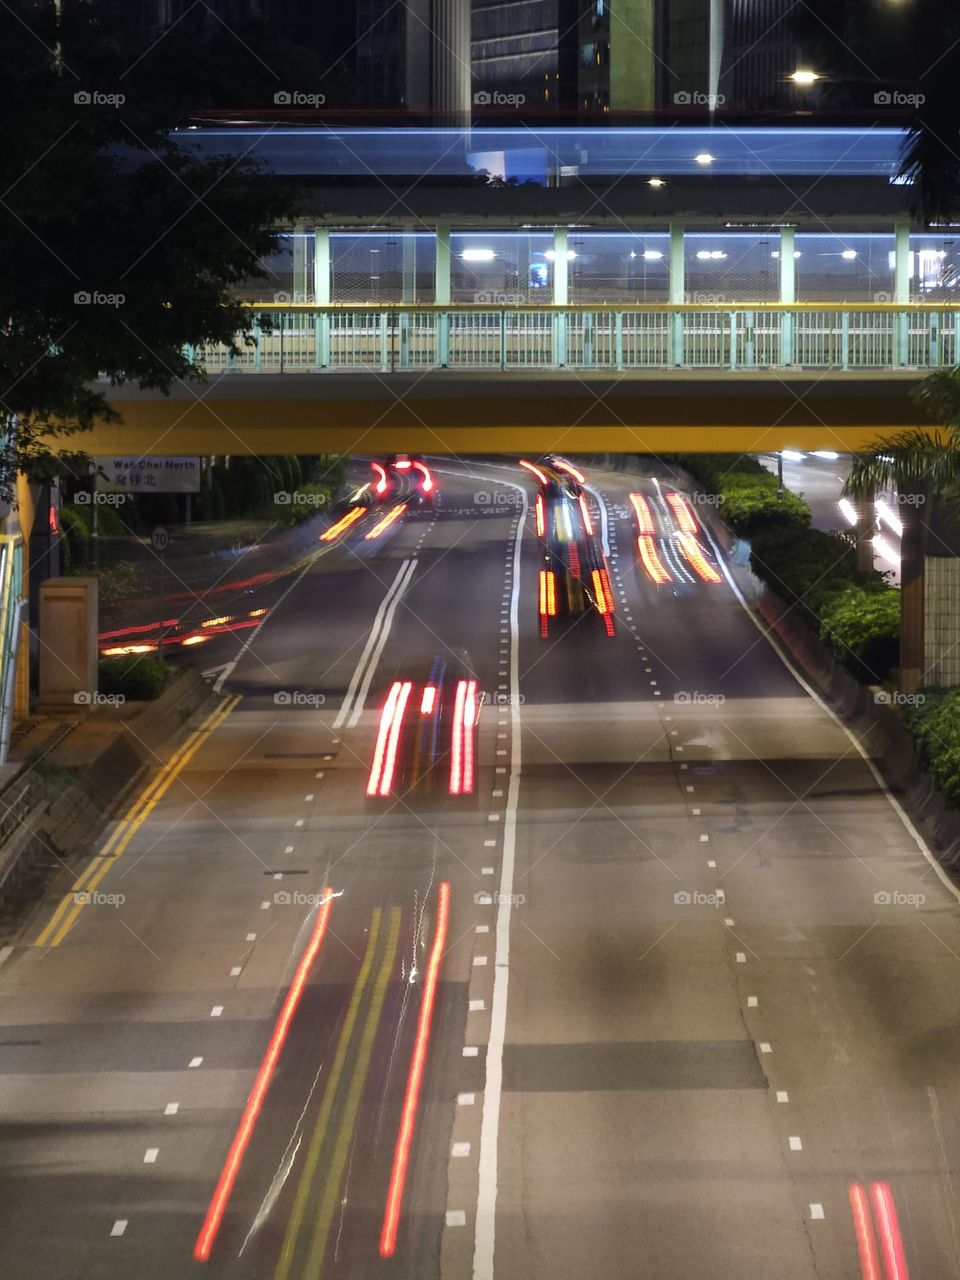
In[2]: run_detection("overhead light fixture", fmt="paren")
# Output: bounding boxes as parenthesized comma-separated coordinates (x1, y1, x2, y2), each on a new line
(544, 249, 576, 261)
(694, 153, 715, 166)
(648, 177, 665, 187)
(461, 248, 495, 262)
(790, 69, 819, 86)
(643, 250, 663, 260)
(841, 249, 858, 260)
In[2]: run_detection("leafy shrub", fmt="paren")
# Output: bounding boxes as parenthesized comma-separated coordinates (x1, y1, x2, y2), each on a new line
(819, 587, 901, 682)
(98, 655, 172, 701)
(903, 689, 960, 807)
(749, 526, 862, 622)
(719, 481, 809, 536)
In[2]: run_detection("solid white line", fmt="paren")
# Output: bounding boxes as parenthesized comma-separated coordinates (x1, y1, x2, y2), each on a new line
(698, 516, 960, 908)
(345, 559, 417, 728)
(474, 474, 526, 1280)
(332, 557, 414, 729)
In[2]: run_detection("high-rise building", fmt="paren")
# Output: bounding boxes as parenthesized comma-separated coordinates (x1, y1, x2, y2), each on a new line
(355, 0, 471, 118)
(471, 0, 581, 113)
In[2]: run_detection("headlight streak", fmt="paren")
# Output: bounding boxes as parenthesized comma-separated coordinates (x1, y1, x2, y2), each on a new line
(364, 503, 408, 541)
(320, 505, 365, 541)
(578, 492, 594, 535)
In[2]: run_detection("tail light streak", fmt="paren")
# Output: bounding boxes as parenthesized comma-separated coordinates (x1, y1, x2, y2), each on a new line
(412, 460, 434, 493)
(591, 567, 616, 636)
(553, 457, 585, 483)
(538, 569, 557, 636)
(367, 682, 413, 797)
(535, 494, 545, 538)
(848, 1181, 910, 1280)
(371, 462, 389, 495)
(193, 889, 337, 1262)
(379, 881, 451, 1257)
(420, 684, 437, 715)
(449, 679, 477, 795)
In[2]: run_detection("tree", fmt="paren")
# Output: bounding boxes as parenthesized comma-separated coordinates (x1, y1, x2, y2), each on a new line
(843, 372, 960, 690)
(0, 0, 301, 493)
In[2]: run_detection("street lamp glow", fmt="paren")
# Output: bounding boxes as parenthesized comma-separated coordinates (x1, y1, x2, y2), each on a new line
(694, 152, 715, 166)
(461, 249, 495, 262)
(648, 177, 665, 187)
(841, 249, 858, 260)
(790, 69, 819, 86)
(781, 449, 805, 462)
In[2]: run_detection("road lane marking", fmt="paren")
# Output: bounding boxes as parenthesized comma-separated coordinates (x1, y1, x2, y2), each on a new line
(303, 909, 400, 1278)
(334, 558, 416, 729)
(36, 695, 240, 948)
(110, 1220, 128, 1237)
(33, 695, 228, 945)
(275, 909, 392, 1280)
(474, 474, 526, 1280)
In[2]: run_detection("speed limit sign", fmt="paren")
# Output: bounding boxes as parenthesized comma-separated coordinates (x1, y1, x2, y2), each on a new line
(151, 525, 170, 553)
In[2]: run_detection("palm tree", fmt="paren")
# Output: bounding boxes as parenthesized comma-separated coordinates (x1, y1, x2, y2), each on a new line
(844, 380, 960, 691)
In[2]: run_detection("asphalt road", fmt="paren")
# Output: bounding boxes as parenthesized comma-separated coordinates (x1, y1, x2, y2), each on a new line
(0, 456, 957, 1280)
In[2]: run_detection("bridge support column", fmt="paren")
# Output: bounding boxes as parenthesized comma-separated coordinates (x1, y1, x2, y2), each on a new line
(553, 228, 568, 366)
(436, 224, 451, 367)
(669, 222, 684, 366)
(894, 219, 910, 366)
(315, 229, 330, 367)
(780, 226, 796, 366)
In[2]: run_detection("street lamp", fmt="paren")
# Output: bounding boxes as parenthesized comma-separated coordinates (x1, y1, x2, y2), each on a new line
(790, 69, 819, 86)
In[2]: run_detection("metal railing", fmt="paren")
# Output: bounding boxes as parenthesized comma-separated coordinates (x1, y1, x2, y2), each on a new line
(188, 303, 960, 374)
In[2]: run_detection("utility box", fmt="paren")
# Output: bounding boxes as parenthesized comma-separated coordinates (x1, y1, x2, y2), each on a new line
(38, 577, 98, 710)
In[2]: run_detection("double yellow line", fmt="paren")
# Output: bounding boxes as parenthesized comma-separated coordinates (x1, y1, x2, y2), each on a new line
(34, 693, 240, 948)
(277, 906, 401, 1280)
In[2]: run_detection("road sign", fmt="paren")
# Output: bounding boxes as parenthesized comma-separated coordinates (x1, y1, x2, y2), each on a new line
(96, 456, 201, 494)
(151, 525, 170, 554)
